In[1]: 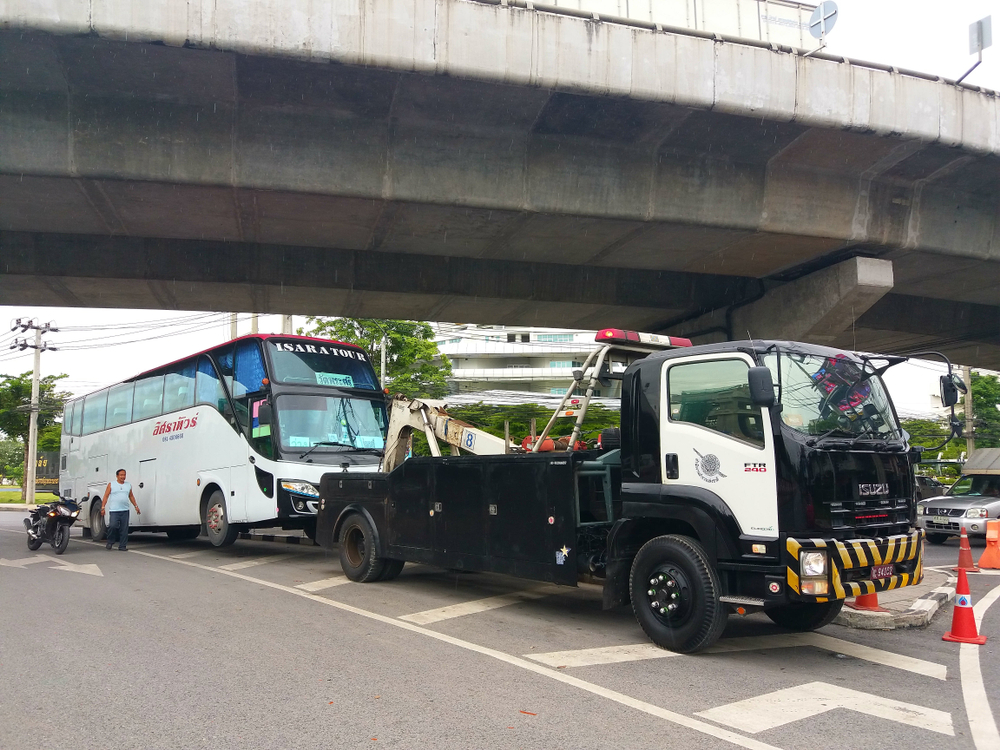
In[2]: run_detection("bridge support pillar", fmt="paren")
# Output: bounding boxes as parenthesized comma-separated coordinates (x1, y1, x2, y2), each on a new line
(679, 257, 894, 345)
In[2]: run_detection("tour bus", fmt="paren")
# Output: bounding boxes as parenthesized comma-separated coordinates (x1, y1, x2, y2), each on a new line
(59, 334, 387, 546)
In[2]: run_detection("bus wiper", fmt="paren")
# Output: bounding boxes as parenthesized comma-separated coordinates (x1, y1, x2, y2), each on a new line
(298, 441, 347, 460)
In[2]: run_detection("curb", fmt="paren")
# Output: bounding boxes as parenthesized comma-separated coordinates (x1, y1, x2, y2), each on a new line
(834, 576, 957, 630)
(0, 504, 33, 512)
(238, 532, 317, 546)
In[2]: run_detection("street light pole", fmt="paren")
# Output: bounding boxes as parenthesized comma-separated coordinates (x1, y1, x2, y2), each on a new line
(963, 365, 975, 455)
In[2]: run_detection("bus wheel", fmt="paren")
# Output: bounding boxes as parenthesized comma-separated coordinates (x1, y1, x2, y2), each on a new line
(90, 500, 107, 542)
(629, 534, 728, 654)
(167, 526, 201, 542)
(338, 513, 385, 582)
(204, 491, 239, 547)
(765, 600, 844, 631)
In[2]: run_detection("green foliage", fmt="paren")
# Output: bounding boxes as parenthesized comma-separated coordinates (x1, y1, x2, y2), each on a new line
(38, 423, 61, 452)
(302, 318, 452, 399)
(0, 372, 69, 500)
(0, 439, 22, 479)
(967, 372, 1000, 448)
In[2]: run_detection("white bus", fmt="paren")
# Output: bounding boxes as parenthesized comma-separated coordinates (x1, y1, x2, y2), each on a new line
(59, 334, 387, 546)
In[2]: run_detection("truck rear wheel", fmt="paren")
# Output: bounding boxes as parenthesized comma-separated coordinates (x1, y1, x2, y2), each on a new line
(765, 600, 844, 631)
(339, 513, 385, 582)
(377, 559, 405, 581)
(629, 534, 728, 654)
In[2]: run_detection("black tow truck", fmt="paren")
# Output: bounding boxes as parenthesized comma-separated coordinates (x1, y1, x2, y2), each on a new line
(315, 330, 936, 653)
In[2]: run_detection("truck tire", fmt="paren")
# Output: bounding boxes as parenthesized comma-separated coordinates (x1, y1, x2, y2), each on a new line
(377, 559, 405, 581)
(338, 513, 386, 582)
(629, 534, 728, 654)
(765, 600, 844, 631)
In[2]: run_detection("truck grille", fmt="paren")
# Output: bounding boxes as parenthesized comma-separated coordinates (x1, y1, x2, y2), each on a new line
(827, 497, 910, 536)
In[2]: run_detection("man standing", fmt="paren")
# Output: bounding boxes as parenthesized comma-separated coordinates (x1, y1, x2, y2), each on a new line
(101, 469, 140, 551)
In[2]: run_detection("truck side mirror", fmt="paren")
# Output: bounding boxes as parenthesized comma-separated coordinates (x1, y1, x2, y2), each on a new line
(939, 374, 966, 408)
(257, 403, 273, 426)
(748, 367, 775, 407)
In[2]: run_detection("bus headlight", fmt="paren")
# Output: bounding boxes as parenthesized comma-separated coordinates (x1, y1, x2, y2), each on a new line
(800, 551, 828, 577)
(280, 481, 319, 498)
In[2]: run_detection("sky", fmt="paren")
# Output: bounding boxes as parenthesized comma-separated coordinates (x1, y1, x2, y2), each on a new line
(2, 0, 997, 418)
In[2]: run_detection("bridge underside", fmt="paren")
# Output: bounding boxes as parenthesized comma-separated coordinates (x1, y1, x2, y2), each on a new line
(2, 30, 1000, 365)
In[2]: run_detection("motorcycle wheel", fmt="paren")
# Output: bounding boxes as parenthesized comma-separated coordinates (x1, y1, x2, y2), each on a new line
(52, 523, 71, 555)
(26, 530, 43, 551)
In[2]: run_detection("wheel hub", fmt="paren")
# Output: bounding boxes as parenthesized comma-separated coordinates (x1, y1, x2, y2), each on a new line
(645, 566, 692, 625)
(207, 504, 224, 533)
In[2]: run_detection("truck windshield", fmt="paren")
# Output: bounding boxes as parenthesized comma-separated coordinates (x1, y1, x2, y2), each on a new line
(275, 394, 387, 453)
(948, 475, 1000, 497)
(763, 352, 902, 440)
(265, 338, 379, 390)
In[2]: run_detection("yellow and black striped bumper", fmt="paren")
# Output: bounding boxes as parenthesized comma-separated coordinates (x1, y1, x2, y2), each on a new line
(784, 529, 924, 602)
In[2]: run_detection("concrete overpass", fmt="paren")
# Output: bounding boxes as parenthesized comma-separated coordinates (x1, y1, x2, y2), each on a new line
(2, 0, 999, 365)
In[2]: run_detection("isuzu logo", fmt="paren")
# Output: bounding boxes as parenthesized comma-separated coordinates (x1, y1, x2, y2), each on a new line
(858, 483, 889, 497)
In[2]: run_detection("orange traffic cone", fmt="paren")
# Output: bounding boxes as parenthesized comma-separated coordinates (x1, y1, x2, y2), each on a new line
(953, 529, 979, 573)
(942, 569, 987, 645)
(978, 520, 1000, 570)
(845, 591, 889, 613)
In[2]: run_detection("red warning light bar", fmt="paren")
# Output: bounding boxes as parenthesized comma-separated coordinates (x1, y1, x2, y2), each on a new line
(595, 328, 692, 350)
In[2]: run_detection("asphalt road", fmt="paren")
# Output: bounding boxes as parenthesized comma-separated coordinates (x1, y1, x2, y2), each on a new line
(1, 514, 997, 750)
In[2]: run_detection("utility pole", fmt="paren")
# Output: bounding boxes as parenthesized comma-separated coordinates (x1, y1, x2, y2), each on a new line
(9, 319, 58, 506)
(963, 365, 975, 455)
(230, 313, 238, 340)
(380, 335, 388, 390)
(282, 315, 293, 335)
(251, 313, 259, 334)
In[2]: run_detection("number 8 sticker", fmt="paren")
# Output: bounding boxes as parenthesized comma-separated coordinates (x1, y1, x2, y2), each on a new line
(464, 432, 476, 450)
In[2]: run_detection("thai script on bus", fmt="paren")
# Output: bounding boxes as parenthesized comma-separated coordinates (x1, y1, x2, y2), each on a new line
(153, 413, 199, 436)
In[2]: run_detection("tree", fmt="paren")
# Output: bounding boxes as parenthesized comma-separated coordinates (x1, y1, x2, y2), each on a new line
(0, 439, 22, 482)
(0, 372, 70, 500)
(966, 371, 1000, 449)
(302, 318, 452, 399)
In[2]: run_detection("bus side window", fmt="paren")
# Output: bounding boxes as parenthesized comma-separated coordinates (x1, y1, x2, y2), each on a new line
(81, 390, 108, 435)
(106, 383, 134, 428)
(196, 356, 237, 427)
(63, 399, 76, 436)
(70, 399, 83, 436)
(133, 375, 165, 421)
(235, 340, 267, 397)
(164, 361, 196, 413)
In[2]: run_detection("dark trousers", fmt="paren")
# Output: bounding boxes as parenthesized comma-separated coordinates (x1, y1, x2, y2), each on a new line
(107, 510, 129, 549)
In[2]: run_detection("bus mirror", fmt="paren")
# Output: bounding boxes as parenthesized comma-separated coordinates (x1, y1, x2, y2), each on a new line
(940, 374, 965, 408)
(748, 367, 775, 407)
(257, 403, 273, 426)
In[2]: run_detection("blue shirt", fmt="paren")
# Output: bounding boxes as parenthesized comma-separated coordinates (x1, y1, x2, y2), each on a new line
(106, 481, 132, 512)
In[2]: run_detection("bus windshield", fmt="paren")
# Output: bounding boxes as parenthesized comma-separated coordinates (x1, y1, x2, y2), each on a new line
(764, 352, 901, 441)
(266, 338, 379, 390)
(275, 394, 387, 453)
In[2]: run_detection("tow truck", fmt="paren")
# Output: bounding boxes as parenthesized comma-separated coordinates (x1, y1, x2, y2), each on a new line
(315, 329, 932, 653)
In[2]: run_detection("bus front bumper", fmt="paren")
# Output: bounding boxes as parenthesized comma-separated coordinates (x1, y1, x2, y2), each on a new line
(783, 528, 924, 603)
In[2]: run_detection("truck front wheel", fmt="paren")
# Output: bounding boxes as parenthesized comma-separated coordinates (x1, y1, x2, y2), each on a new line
(339, 513, 386, 582)
(765, 600, 844, 631)
(629, 534, 728, 654)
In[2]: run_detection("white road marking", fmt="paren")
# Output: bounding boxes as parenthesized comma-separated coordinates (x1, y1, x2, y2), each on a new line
(170, 551, 204, 559)
(697, 681, 953, 736)
(125, 547, 784, 750)
(295, 577, 351, 592)
(399, 588, 555, 625)
(0, 554, 102, 576)
(219, 554, 300, 571)
(527, 631, 946, 680)
(49, 561, 103, 576)
(0, 555, 60, 568)
(527, 643, 681, 668)
(960, 583, 1000, 749)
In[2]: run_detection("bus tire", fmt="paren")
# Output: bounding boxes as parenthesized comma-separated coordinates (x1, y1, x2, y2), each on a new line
(377, 559, 405, 581)
(765, 600, 844, 631)
(338, 513, 385, 582)
(629, 534, 727, 654)
(167, 527, 201, 542)
(90, 500, 107, 542)
(204, 491, 239, 548)
(926, 533, 950, 545)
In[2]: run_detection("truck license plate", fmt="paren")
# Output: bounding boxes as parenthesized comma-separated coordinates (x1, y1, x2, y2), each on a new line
(933, 515, 950, 525)
(870, 564, 895, 580)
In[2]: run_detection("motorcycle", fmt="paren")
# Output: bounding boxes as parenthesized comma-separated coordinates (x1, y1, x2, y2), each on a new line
(25, 498, 80, 555)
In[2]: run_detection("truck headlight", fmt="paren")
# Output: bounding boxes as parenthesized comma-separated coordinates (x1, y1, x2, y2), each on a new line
(800, 551, 828, 577)
(965, 508, 988, 518)
(281, 481, 320, 497)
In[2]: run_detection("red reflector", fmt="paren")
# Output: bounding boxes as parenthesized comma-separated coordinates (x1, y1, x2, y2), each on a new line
(625, 331, 640, 342)
(596, 328, 625, 342)
(670, 337, 693, 347)
(856, 514, 889, 520)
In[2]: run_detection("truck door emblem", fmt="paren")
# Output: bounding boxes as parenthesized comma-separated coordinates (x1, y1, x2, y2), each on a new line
(555, 545, 571, 565)
(694, 449, 726, 483)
